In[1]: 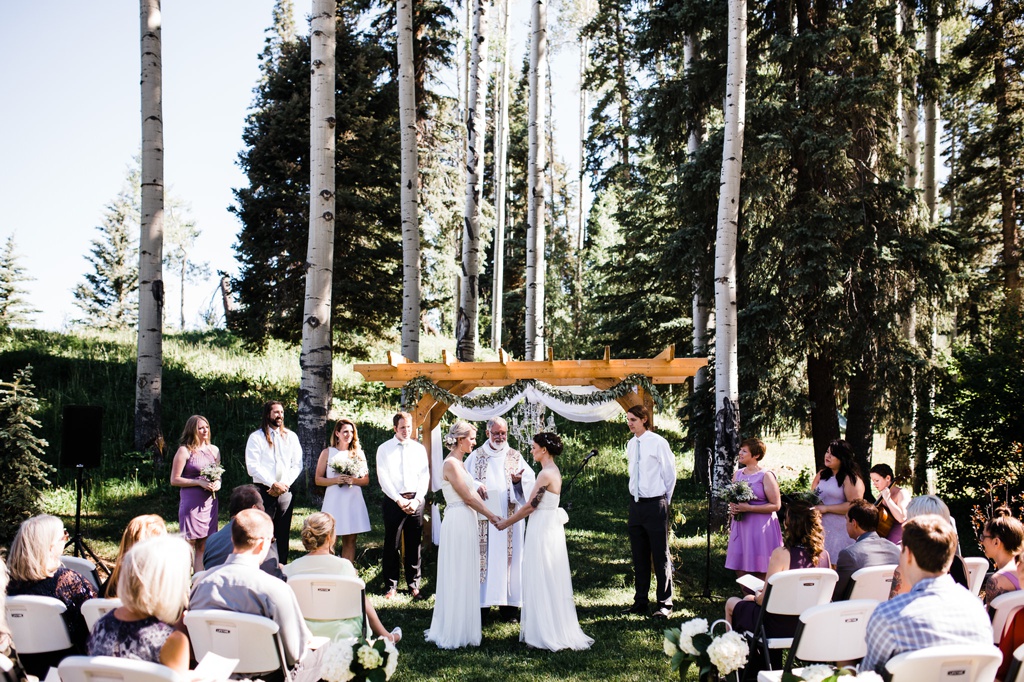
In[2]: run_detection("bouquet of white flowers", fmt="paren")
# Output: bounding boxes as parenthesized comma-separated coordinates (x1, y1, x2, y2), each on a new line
(787, 665, 884, 682)
(199, 463, 225, 483)
(329, 450, 368, 482)
(718, 480, 755, 521)
(664, 618, 747, 681)
(319, 635, 398, 682)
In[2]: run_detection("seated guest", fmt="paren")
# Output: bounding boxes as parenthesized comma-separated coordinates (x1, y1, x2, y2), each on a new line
(981, 508, 1024, 606)
(203, 484, 285, 580)
(725, 495, 830, 639)
(889, 494, 970, 595)
(190, 509, 320, 682)
(5, 515, 97, 676)
(861, 514, 992, 676)
(284, 513, 399, 643)
(89, 536, 191, 676)
(832, 498, 901, 600)
(0, 556, 30, 682)
(104, 514, 167, 598)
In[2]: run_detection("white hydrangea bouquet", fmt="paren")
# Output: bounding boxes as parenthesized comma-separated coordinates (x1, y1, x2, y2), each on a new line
(199, 463, 225, 482)
(664, 618, 748, 681)
(718, 480, 755, 521)
(329, 449, 368, 483)
(319, 635, 398, 682)
(784, 665, 884, 682)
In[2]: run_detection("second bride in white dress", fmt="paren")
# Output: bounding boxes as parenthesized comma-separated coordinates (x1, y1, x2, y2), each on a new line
(497, 431, 593, 651)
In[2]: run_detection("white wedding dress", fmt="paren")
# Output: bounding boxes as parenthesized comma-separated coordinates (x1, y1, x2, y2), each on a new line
(520, 491, 594, 650)
(424, 466, 482, 649)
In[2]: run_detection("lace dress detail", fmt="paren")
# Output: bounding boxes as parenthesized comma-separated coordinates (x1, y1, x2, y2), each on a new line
(7, 567, 96, 650)
(88, 613, 173, 663)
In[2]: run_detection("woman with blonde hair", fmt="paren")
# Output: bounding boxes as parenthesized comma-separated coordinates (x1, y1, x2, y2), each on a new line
(314, 419, 371, 562)
(104, 515, 167, 598)
(284, 512, 399, 643)
(170, 415, 221, 572)
(88, 535, 191, 675)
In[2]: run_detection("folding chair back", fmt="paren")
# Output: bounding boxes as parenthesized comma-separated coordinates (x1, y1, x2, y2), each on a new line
(847, 564, 897, 602)
(991, 590, 1024, 644)
(59, 656, 182, 682)
(745, 568, 839, 670)
(288, 573, 365, 630)
(80, 598, 122, 632)
(184, 609, 289, 678)
(965, 557, 991, 597)
(60, 557, 101, 593)
(885, 644, 1001, 682)
(1005, 642, 1024, 682)
(3, 595, 73, 654)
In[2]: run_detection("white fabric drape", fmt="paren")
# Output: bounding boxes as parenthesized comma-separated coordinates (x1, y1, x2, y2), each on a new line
(448, 385, 625, 423)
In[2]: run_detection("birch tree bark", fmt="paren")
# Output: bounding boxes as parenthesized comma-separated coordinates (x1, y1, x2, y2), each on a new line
(398, 0, 420, 361)
(457, 0, 489, 362)
(712, 0, 747, 526)
(491, 0, 511, 351)
(526, 0, 547, 361)
(298, 0, 337, 493)
(136, 0, 164, 456)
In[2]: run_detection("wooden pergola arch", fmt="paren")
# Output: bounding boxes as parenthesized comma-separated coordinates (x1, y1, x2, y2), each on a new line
(354, 345, 708, 466)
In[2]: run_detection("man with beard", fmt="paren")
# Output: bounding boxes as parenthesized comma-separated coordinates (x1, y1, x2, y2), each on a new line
(245, 400, 303, 563)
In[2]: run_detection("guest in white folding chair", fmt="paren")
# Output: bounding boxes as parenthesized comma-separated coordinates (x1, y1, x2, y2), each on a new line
(832, 498, 900, 600)
(889, 495, 971, 596)
(6, 515, 97, 668)
(1, 557, 30, 682)
(104, 515, 167, 598)
(283, 512, 399, 643)
(725, 494, 830, 637)
(88, 535, 191, 676)
(981, 508, 1024, 606)
(861, 514, 992, 676)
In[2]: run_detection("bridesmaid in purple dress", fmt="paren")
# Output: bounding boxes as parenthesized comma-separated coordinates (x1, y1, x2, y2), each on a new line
(810, 439, 865, 565)
(170, 415, 220, 572)
(724, 438, 783, 580)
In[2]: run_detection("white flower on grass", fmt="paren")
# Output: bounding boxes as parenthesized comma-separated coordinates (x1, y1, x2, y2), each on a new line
(677, 618, 709, 656)
(853, 672, 884, 681)
(357, 644, 383, 670)
(383, 638, 399, 679)
(319, 639, 356, 682)
(706, 630, 748, 676)
(799, 664, 836, 682)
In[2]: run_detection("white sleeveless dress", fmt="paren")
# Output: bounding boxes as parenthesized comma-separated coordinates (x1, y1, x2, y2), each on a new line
(424, 466, 482, 648)
(321, 447, 371, 535)
(520, 491, 594, 650)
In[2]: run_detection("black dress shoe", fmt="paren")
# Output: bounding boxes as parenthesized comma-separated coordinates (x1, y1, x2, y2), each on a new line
(620, 603, 648, 615)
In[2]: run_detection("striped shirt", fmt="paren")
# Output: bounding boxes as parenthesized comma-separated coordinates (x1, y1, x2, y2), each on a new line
(861, 573, 993, 675)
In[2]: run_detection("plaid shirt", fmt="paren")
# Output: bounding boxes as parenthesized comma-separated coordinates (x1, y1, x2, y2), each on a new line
(861, 573, 993, 675)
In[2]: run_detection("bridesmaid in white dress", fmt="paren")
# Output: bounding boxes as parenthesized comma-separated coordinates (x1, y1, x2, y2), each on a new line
(425, 421, 500, 649)
(314, 419, 372, 562)
(496, 432, 594, 651)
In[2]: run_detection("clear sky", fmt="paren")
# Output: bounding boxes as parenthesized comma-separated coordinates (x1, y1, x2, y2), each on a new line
(0, 1, 582, 331)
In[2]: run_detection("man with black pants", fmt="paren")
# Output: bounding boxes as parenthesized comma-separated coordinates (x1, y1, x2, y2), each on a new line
(244, 400, 303, 563)
(623, 404, 676, 619)
(376, 411, 430, 599)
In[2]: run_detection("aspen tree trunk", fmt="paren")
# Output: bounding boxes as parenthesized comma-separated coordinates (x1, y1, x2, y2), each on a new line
(491, 0, 511, 351)
(458, 0, 488, 362)
(136, 0, 165, 456)
(711, 0, 746, 527)
(298, 0, 336, 494)
(398, 0, 420, 361)
(525, 0, 547, 361)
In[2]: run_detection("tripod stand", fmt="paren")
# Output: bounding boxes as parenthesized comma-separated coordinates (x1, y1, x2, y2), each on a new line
(64, 464, 108, 582)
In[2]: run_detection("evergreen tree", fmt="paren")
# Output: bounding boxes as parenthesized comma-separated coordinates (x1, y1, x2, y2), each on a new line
(0, 234, 38, 329)
(164, 199, 210, 330)
(0, 366, 53, 543)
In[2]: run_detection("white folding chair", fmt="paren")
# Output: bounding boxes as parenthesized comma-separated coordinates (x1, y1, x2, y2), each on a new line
(966, 557, 991, 597)
(287, 573, 366, 634)
(1005, 642, 1024, 682)
(3, 596, 73, 654)
(59, 656, 182, 682)
(741, 568, 839, 670)
(885, 643, 1002, 682)
(846, 564, 897, 602)
(756, 599, 878, 682)
(60, 557, 101, 593)
(184, 609, 291, 680)
(991, 590, 1024, 644)
(80, 598, 122, 632)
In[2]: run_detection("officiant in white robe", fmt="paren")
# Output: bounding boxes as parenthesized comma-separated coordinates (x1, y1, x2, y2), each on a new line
(465, 417, 536, 620)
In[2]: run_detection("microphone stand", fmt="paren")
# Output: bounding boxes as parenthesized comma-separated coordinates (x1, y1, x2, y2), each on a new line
(562, 450, 598, 511)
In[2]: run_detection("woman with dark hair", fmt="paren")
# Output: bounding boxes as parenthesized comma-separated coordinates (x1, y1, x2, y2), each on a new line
(725, 496, 831, 638)
(315, 419, 371, 562)
(981, 509, 1024, 606)
(496, 432, 593, 651)
(725, 437, 783, 580)
(869, 463, 909, 544)
(811, 439, 865, 564)
(170, 415, 221, 572)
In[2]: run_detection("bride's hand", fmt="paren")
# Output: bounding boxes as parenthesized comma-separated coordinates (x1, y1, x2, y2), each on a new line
(493, 517, 508, 530)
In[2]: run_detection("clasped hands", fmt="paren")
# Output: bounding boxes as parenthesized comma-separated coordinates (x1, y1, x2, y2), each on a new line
(199, 479, 222, 493)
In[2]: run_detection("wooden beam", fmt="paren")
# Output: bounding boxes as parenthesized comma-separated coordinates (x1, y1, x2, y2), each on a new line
(603, 346, 611, 363)
(655, 345, 676, 362)
(498, 348, 509, 365)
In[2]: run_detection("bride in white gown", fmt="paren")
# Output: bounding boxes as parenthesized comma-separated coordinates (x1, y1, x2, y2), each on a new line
(424, 420, 500, 649)
(496, 432, 594, 651)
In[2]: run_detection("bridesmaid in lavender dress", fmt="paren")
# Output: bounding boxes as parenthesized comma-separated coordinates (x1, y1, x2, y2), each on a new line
(724, 438, 783, 580)
(810, 439, 865, 565)
(170, 415, 221, 572)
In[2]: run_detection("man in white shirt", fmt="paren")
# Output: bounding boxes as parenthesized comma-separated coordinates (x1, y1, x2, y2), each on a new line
(623, 404, 676, 619)
(244, 400, 303, 563)
(376, 411, 430, 599)
(465, 416, 536, 622)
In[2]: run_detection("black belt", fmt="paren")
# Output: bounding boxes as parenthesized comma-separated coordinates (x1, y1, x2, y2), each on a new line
(399, 492, 416, 500)
(634, 496, 664, 503)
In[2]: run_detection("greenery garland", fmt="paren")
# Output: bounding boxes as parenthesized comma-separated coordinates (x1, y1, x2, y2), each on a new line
(403, 373, 663, 411)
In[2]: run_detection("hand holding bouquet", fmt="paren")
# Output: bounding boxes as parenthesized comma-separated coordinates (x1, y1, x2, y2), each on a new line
(718, 480, 754, 521)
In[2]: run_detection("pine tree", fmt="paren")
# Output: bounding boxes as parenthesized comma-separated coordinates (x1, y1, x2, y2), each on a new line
(0, 366, 53, 543)
(0, 234, 39, 329)
(163, 199, 210, 330)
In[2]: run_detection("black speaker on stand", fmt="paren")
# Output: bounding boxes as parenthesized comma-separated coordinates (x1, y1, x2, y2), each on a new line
(61, 405, 107, 578)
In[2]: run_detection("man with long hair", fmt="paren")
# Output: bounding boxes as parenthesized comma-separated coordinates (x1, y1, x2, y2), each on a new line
(244, 401, 302, 563)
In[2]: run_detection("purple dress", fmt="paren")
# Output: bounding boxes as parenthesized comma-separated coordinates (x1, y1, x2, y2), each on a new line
(732, 545, 831, 636)
(178, 446, 219, 540)
(818, 474, 854, 561)
(725, 469, 784, 573)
